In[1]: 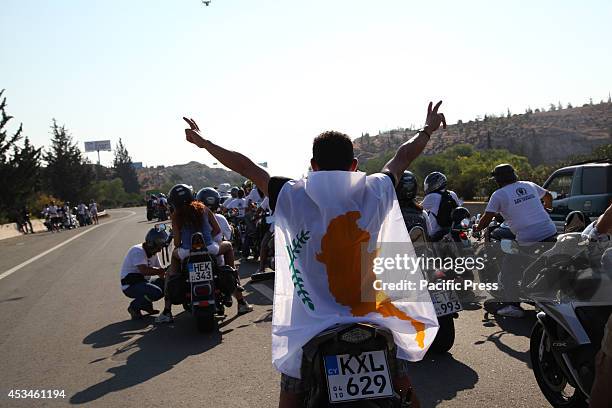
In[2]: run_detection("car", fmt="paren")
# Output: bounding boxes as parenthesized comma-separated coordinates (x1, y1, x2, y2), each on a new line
(543, 159, 612, 231)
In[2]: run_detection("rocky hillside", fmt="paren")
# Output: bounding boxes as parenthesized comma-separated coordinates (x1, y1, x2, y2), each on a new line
(136, 161, 244, 193)
(354, 102, 612, 166)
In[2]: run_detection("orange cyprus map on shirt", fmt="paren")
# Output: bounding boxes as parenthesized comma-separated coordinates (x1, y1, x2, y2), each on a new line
(315, 211, 426, 348)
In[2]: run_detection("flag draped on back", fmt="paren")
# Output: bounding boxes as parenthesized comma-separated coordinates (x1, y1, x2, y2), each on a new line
(272, 171, 439, 378)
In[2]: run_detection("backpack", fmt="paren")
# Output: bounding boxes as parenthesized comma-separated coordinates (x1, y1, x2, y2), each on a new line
(433, 191, 458, 228)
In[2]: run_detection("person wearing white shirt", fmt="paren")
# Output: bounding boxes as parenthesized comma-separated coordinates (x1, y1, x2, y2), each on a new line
(421, 172, 463, 241)
(474, 164, 555, 318)
(89, 200, 99, 225)
(120, 228, 168, 319)
(247, 187, 263, 205)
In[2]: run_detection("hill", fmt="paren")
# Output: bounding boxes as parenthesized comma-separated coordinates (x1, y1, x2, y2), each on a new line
(136, 161, 244, 193)
(354, 101, 612, 167)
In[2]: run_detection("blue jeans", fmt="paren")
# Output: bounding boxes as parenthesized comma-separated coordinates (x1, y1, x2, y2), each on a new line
(123, 279, 164, 310)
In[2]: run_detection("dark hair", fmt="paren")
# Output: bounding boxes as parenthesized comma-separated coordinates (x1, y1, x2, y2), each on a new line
(174, 201, 206, 230)
(312, 131, 354, 171)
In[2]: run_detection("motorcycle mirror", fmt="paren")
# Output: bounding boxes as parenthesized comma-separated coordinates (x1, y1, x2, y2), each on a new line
(551, 191, 559, 200)
(500, 239, 519, 255)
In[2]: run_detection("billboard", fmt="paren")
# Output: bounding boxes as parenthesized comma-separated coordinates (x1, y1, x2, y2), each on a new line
(84, 140, 112, 152)
(131, 162, 143, 169)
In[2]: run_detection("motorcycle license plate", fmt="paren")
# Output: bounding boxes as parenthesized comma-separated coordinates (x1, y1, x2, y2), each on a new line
(323, 350, 393, 403)
(431, 290, 462, 316)
(188, 262, 212, 282)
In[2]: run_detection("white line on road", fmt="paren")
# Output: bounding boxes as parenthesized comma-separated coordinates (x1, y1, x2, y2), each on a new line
(0, 210, 137, 282)
(250, 282, 274, 301)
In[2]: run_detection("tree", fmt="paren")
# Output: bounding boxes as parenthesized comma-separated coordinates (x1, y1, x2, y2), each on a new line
(113, 138, 140, 194)
(567, 102, 573, 109)
(0, 89, 42, 221)
(43, 119, 94, 203)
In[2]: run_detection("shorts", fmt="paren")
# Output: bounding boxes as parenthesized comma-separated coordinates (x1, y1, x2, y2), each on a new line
(280, 358, 411, 393)
(177, 243, 220, 260)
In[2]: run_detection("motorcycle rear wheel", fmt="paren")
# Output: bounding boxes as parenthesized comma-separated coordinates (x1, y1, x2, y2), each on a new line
(529, 322, 588, 408)
(196, 312, 217, 333)
(429, 314, 455, 354)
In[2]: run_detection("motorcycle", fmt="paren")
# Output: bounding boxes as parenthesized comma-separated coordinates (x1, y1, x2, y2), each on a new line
(162, 225, 237, 333)
(300, 323, 411, 407)
(146, 200, 155, 221)
(527, 228, 611, 407)
(409, 225, 462, 354)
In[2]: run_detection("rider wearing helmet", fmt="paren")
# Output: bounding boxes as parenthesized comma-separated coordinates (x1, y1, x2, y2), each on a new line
(421, 171, 462, 242)
(473, 163, 556, 318)
(397, 171, 431, 240)
(120, 227, 168, 319)
(196, 187, 232, 242)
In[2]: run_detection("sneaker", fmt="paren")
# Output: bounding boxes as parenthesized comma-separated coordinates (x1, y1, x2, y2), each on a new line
(237, 302, 253, 315)
(128, 306, 143, 320)
(155, 311, 174, 324)
(496, 305, 525, 318)
(142, 304, 160, 315)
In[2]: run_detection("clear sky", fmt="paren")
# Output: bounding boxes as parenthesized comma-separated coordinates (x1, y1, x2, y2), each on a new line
(2, 0, 611, 179)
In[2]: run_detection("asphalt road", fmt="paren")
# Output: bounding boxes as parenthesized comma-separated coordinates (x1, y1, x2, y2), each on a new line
(0, 207, 549, 407)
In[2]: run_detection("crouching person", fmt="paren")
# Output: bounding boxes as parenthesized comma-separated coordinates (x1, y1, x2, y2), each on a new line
(120, 227, 168, 320)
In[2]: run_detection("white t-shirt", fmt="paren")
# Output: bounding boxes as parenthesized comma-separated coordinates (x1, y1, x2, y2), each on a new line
(247, 188, 263, 205)
(48, 205, 58, 216)
(485, 181, 556, 244)
(120, 244, 161, 290)
(214, 213, 232, 241)
(78, 203, 87, 215)
(222, 197, 235, 209)
(89, 203, 98, 214)
(226, 198, 247, 217)
(422, 190, 463, 235)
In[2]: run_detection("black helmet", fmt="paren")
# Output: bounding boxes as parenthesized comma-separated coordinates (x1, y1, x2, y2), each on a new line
(196, 187, 221, 211)
(145, 227, 169, 251)
(424, 171, 447, 195)
(230, 187, 239, 198)
(491, 164, 518, 185)
(168, 184, 194, 209)
(237, 188, 245, 198)
(396, 171, 418, 201)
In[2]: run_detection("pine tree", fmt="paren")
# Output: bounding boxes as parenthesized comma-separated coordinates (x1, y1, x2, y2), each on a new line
(0, 89, 42, 220)
(43, 119, 94, 203)
(113, 138, 140, 194)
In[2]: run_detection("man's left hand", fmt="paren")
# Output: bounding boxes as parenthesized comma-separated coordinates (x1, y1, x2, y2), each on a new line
(183, 117, 207, 148)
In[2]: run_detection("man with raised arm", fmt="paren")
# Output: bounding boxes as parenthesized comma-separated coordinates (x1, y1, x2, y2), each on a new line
(183, 101, 447, 408)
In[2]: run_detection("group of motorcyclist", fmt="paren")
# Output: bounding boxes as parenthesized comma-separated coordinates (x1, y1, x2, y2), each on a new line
(40, 199, 99, 232)
(116, 102, 610, 408)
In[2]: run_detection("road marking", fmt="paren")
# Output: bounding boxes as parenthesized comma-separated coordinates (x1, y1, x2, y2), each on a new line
(251, 282, 274, 301)
(0, 210, 136, 282)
